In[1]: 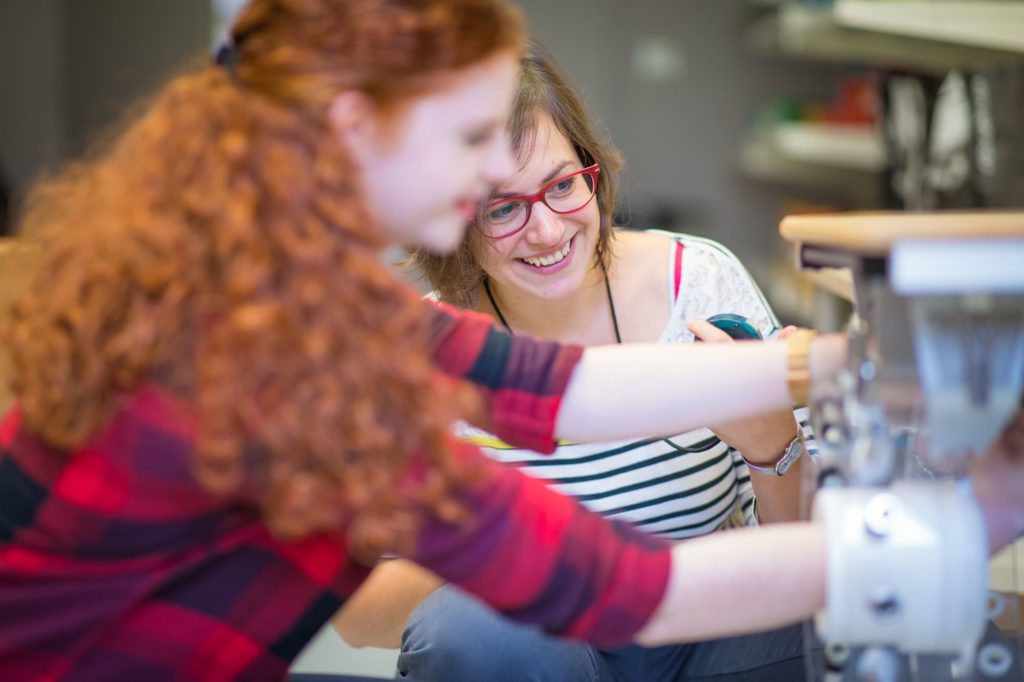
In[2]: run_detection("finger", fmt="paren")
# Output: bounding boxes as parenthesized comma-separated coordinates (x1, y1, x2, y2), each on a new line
(776, 325, 800, 341)
(687, 319, 734, 344)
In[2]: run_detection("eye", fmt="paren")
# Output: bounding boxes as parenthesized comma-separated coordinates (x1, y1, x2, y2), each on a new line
(486, 200, 523, 224)
(547, 175, 576, 197)
(463, 126, 496, 148)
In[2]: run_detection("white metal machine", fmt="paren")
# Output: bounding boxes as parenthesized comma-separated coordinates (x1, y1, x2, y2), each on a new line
(782, 211, 1024, 682)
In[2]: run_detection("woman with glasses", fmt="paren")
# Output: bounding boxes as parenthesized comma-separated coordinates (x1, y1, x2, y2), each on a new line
(1, 3, 860, 678)
(3, 2, 1019, 679)
(335, 42, 815, 681)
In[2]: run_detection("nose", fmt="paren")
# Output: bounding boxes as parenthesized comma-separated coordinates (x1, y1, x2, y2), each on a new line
(523, 202, 563, 246)
(481, 131, 516, 184)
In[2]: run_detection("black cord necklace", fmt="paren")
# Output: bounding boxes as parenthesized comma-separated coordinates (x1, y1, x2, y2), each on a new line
(483, 261, 622, 344)
(483, 260, 717, 456)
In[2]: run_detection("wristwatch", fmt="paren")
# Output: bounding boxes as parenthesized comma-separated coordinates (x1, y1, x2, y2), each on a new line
(741, 433, 806, 476)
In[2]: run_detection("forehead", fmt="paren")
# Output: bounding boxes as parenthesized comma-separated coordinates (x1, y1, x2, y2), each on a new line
(405, 53, 520, 126)
(502, 113, 577, 185)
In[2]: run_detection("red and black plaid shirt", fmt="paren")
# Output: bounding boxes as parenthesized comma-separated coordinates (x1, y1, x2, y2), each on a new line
(0, 303, 670, 681)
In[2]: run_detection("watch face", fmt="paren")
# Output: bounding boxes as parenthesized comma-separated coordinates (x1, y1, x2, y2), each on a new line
(777, 438, 805, 475)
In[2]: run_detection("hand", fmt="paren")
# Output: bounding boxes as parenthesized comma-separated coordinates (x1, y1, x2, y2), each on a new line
(686, 319, 799, 465)
(808, 334, 848, 389)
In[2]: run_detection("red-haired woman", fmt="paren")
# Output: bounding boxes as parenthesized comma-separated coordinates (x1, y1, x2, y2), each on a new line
(0, 1, 1020, 681)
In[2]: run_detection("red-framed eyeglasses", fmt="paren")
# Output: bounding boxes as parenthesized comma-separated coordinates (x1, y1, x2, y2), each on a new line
(479, 163, 600, 240)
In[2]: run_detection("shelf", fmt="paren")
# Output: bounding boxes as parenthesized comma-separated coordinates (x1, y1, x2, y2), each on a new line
(746, 3, 1024, 75)
(780, 210, 1024, 255)
(739, 128, 882, 204)
(774, 122, 887, 171)
(835, 1, 1024, 55)
(799, 267, 855, 302)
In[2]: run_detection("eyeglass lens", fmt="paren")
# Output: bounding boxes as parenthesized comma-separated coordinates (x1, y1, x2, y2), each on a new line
(482, 170, 596, 237)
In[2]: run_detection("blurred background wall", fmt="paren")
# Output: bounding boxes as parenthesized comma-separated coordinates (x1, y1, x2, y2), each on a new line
(4, 1, 1022, 325)
(0, 1, 839, 311)
(517, 1, 836, 258)
(0, 1, 210, 187)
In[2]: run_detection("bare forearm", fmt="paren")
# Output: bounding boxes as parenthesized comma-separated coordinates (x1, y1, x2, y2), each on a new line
(723, 410, 805, 524)
(635, 523, 826, 646)
(558, 343, 791, 443)
(332, 560, 444, 649)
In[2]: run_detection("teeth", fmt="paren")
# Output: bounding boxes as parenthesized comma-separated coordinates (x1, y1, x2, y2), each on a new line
(523, 239, 572, 268)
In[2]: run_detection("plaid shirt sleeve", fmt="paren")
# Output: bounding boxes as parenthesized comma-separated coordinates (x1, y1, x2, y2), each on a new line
(1, 388, 670, 679)
(410, 440, 672, 648)
(426, 300, 583, 454)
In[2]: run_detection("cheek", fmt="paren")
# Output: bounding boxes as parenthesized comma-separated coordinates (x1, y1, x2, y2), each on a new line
(397, 170, 455, 225)
(474, 239, 512, 275)
(454, 151, 487, 187)
(580, 202, 601, 231)
(388, 140, 461, 209)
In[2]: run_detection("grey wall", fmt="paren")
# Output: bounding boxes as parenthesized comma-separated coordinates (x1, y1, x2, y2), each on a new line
(0, 0, 211, 202)
(65, 0, 211, 156)
(0, 0, 67, 191)
(516, 0, 838, 275)
(2, 0, 837, 278)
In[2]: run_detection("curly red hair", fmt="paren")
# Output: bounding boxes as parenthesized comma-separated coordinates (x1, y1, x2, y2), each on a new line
(3, 0, 523, 553)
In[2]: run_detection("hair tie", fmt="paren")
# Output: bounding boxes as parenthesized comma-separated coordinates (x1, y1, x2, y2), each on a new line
(213, 41, 240, 77)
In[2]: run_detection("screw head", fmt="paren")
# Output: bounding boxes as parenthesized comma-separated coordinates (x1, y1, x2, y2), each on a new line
(866, 585, 901, 620)
(863, 493, 900, 539)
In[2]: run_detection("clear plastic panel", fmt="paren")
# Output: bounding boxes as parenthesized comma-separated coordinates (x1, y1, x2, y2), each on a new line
(801, 293, 1024, 681)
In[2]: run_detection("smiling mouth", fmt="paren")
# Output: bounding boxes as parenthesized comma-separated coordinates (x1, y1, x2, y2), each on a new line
(521, 236, 574, 268)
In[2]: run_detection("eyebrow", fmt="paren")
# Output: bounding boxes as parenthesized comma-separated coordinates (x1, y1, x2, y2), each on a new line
(492, 161, 574, 200)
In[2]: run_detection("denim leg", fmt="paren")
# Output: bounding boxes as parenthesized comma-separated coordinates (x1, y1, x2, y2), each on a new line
(396, 584, 614, 682)
(599, 622, 809, 681)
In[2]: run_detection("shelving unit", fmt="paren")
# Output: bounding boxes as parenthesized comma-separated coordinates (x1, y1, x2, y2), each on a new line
(742, 1, 1024, 202)
(835, 1, 1024, 55)
(745, 3, 1024, 75)
(739, 125, 883, 205)
(744, 1, 1023, 330)
(773, 122, 886, 171)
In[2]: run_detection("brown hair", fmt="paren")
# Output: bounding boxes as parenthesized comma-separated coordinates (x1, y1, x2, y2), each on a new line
(1, 0, 523, 552)
(413, 40, 624, 309)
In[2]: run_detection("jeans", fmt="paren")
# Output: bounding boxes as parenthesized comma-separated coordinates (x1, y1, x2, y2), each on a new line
(396, 584, 808, 682)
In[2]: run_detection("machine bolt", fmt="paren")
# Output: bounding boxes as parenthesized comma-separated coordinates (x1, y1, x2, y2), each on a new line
(986, 591, 1006, 620)
(866, 586, 900, 619)
(855, 646, 901, 682)
(863, 493, 900, 539)
(824, 643, 852, 669)
(978, 643, 1013, 678)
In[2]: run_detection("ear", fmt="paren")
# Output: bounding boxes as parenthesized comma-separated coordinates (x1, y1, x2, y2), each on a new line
(327, 90, 379, 163)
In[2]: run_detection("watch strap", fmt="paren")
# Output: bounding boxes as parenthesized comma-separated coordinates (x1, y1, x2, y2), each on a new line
(741, 433, 805, 476)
